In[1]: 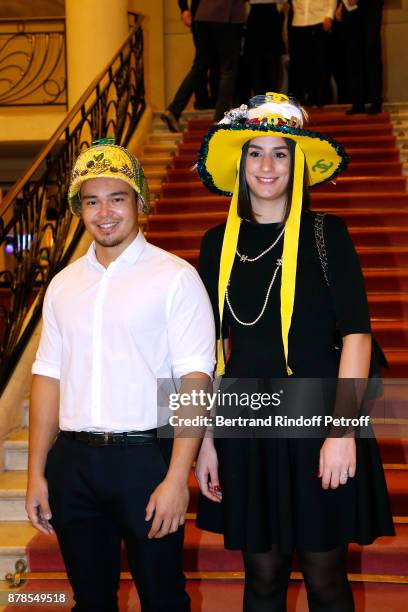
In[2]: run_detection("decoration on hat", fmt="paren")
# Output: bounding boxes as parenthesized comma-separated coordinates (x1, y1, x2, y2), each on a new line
(68, 139, 150, 216)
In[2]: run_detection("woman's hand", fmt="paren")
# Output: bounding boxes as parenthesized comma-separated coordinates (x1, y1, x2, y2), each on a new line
(318, 438, 356, 490)
(195, 436, 222, 502)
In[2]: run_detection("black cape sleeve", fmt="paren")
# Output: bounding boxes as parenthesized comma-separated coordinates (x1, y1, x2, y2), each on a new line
(199, 224, 229, 340)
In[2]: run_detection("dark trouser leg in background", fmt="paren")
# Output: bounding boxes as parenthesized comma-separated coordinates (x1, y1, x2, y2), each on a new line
(288, 26, 309, 104)
(242, 545, 293, 612)
(212, 22, 242, 122)
(167, 22, 212, 119)
(299, 545, 355, 612)
(243, 4, 284, 99)
(341, 9, 365, 110)
(362, 2, 383, 109)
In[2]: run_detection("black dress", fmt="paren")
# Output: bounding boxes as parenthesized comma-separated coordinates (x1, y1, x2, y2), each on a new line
(196, 210, 395, 554)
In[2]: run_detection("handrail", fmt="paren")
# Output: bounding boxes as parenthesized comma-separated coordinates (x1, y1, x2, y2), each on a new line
(0, 17, 65, 23)
(0, 13, 145, 390)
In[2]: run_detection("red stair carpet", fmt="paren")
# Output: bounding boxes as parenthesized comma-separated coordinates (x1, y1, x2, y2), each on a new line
(17, 110, 408, 611)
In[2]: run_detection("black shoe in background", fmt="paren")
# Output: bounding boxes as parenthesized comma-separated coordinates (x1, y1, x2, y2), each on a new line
(367, 103, 383, 115)
(160, 110, 182, 133)
(345, 105, 366, 115)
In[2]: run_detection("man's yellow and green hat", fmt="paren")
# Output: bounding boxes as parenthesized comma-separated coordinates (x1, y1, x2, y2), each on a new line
(196, 93, 348, 377)
(68, 138, 150, 215)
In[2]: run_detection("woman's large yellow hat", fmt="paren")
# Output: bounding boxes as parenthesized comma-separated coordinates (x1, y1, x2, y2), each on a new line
(197, 92, 347, 195)
(196, 93, 348, 377)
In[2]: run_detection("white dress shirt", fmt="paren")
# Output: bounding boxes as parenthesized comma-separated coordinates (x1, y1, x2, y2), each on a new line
(292, 0, 337, 27)
(32, 231, 216, 432)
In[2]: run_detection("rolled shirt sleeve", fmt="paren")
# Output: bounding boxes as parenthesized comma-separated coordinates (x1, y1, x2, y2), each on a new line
(327, 0, 337, 19)
(31, 282, 62, 380)
(166, 266, 216, 379)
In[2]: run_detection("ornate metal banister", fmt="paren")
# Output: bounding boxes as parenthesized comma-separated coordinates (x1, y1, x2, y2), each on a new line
(0, 16, 67, 106)
(0, 14, 145, 390)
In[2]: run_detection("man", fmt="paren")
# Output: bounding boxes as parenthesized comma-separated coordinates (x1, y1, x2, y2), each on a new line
(161, 0, 246, 131)
(25, 140, 215, 611)
(338, 0, 384, 114)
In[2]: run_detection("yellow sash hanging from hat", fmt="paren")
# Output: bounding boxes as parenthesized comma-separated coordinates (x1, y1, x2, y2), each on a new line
(217, 156, 242, 376)
(280, 144, 305, 376)
(216, 143, 305, 377)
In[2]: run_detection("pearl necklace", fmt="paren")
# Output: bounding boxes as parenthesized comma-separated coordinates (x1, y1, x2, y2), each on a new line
(236, 227, 285, 262)
(226, 258, 282, 326)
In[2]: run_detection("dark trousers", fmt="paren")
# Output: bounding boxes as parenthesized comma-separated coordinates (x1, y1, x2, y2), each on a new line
(241, 4, 284, 101)
(168, 21, 242, 122)
(289, 24, 332, 106)
(341, 1, 383, 107)
(191, 22, 219, 106)
(45, 434, 190, 612)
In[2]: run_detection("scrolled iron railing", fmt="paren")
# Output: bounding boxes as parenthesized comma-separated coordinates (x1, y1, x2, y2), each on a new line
(0, 16, 67, 107)
(0, 14, 145, 390)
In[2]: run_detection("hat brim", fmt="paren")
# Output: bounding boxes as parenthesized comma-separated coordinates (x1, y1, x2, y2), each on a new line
(197, 123, 348, 195)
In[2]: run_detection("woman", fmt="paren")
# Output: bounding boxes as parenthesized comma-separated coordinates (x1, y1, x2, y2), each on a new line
(194, 93, 394, 611)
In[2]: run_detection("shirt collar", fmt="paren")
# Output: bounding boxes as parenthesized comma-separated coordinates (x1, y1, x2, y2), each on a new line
(86, 230, 147, 270)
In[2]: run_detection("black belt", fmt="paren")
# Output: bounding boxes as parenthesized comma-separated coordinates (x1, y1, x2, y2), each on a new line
(60, 429, 157, 446)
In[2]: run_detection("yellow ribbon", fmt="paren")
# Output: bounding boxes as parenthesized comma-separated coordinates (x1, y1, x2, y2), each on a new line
(216, 156, 242, 376)
(216, 144, 305, 377)
(280, 144, 305, 376)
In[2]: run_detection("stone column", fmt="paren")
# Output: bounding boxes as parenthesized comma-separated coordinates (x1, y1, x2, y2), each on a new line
(65, 0, 129, 108)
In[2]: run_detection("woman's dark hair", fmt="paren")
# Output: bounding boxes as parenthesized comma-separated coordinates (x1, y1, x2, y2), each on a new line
(237, 137, 310, 224)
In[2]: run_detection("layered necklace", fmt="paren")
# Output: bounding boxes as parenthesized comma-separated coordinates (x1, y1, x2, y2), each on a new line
(226, 227, 285, 327)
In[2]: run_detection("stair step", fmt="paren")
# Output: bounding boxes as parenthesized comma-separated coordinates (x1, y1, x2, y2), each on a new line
(367, 292, 408, 317)
(371, 320, 408, 348)
(0, 471, 27, 520)
(147, 133, 183, 144)
(143, 144, 178, 155)
(141, 156, 173, 167)
(3, 431, 29, 471)
(0, 521, 36, 575)
(143, 169, 167, 181)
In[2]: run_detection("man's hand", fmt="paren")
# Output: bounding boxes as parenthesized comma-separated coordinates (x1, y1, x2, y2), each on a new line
(181, 10, 192, 28)
(349, 0, 359, 6)
(318, 438, 356, 490)
(195, 436, 222, 502)
(26, 475, 54, 535)
(323, 17, 333, 32)
(145, 478, 189, 538)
